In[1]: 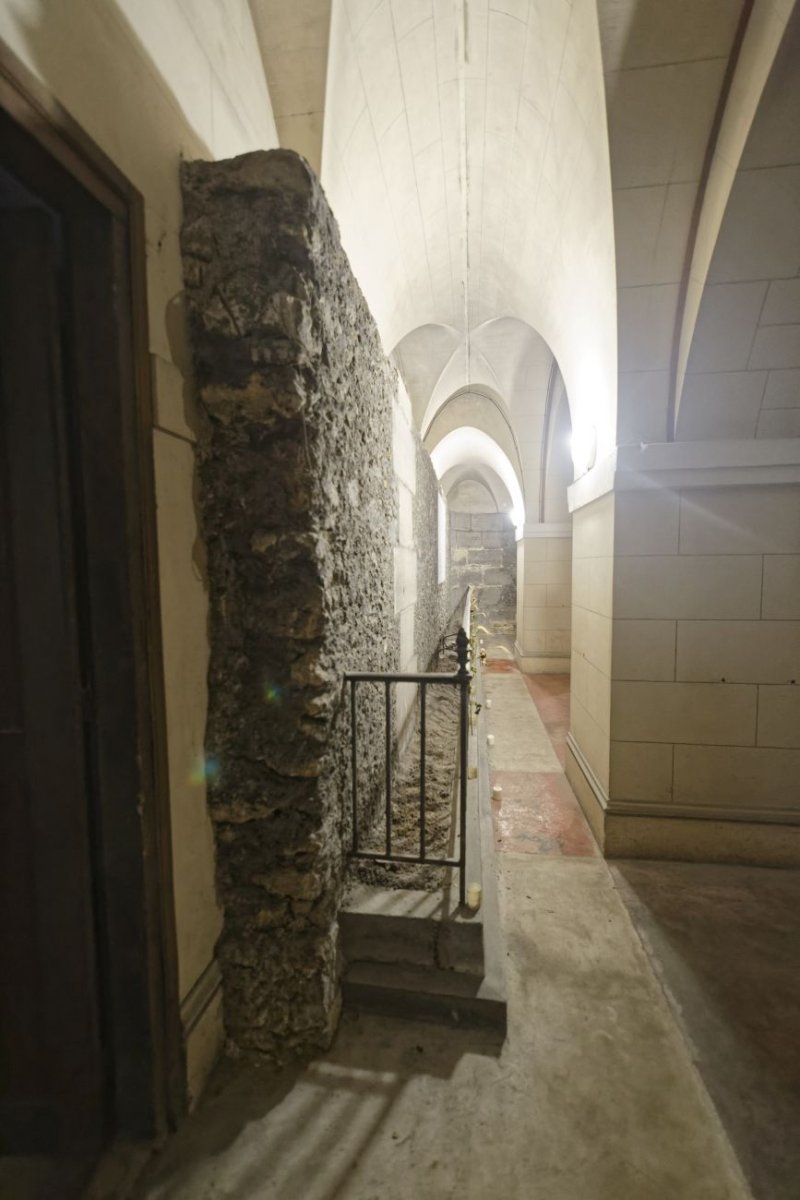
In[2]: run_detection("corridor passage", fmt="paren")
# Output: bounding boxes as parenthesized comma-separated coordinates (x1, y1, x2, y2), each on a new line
(136, 651, 799, 1200)
(482, 636, 597, 859)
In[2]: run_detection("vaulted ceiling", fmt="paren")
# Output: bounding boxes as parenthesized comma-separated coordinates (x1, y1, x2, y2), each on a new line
(250, 0, 799, 520)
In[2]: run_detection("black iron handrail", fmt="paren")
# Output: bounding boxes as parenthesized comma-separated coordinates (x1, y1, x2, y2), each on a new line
(345, 589, 473, 907)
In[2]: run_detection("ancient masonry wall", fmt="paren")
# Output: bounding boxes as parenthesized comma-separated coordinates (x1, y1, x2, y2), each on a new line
(181, 149, 445, 1061)
(450, 512, 516, 628)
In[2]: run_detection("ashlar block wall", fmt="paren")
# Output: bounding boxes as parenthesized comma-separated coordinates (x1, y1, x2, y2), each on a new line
(567, 472, 800, 865)
(450, 511, 516, 628)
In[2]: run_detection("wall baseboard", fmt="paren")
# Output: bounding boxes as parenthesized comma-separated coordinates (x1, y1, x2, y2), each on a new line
(180, 958, 224, 1110)
(180, 957, 222, 1038)
(514, 646, 571, 675)
(565, 736, 800, 868)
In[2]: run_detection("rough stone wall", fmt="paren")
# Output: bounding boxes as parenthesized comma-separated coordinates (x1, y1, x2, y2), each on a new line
(414, 441, 450, 670)
(180, 149, 398, 1062)
(450, 512, 516, 628)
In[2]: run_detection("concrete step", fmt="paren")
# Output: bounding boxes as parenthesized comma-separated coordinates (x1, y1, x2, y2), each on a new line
(339, 885, 484, 977)
(342, 961, 507, 1032)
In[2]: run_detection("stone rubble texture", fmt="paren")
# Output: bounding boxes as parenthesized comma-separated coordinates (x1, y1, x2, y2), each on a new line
(180, 148, 436, 1062)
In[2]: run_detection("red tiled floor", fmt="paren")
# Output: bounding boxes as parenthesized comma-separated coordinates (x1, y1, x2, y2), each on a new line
(522, 672, 569, 710)
(521, 673, 570, 764)
(491, 769, 598, 858)
(484, 665, 598, 856)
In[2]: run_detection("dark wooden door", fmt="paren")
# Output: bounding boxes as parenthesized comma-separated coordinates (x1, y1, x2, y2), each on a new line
(0, 207, 107, 1161)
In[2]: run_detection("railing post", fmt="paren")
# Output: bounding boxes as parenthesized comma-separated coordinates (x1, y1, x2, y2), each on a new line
(458, 671, 469, 908)
(385, 680, 393, 857)
(456, 623, 470, 908)
(455, 625, 469, 678)
(419, 682, 427, 862)
(350, 678, 358, 854)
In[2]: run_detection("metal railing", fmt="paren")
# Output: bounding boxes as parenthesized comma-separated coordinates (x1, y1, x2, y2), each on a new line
(345, 589, 473, 907)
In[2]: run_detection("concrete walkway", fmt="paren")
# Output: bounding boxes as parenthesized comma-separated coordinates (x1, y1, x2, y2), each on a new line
(136, 649, 800, 1200)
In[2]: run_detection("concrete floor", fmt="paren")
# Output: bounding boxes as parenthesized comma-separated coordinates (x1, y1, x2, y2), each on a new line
(136, 643, 800, 1200)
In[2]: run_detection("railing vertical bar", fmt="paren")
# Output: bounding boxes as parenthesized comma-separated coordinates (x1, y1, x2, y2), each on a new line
(385, 680, 392, 857)
(351, 678, 358, 854)
(458, 674, 468, 908)
(456, 623, 470, 909)
(419, 683, 427, 861)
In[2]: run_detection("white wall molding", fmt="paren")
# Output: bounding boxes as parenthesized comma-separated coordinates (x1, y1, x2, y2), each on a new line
(521, 522, 573, 539)
(566, 733, 610, 811)
(569, 439, 800, 512)
(567, 733, 800, 829)
(608, 799, 800, 826)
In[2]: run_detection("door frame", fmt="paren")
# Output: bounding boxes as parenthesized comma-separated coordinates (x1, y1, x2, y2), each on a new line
(0, 42, 184, 1137)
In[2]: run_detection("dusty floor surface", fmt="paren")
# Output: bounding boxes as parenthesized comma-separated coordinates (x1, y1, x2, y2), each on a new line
(135, 637, 800, 1200)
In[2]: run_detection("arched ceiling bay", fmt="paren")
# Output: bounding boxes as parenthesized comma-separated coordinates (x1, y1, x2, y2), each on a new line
(423, 389, 523, 486)
(599, 0, 793, 446)
(391, 323, 462, 429)
(431, 426, 526, 532)
(678, 2, 800, 441)
(441, 465, 512, 512)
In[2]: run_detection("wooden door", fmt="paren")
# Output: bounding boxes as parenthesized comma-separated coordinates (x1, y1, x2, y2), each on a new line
(0, 207, 107, 1161)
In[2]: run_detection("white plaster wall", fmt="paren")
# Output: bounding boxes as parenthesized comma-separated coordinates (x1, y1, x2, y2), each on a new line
(392, 375, 454, 741)
(0, 0, 280, 1096)
(393, 378, 421, 737)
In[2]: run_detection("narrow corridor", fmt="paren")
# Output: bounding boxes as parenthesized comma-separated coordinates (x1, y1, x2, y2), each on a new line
(135, 645, 800, 1200)
(484, 653, 597, 859)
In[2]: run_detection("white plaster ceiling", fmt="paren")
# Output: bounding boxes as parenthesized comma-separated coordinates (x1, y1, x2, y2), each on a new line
(251, 0, 800, 463)
(321, 0, 618, 456)
(250, 0, 332, 173)
(441, 464, 512, 511)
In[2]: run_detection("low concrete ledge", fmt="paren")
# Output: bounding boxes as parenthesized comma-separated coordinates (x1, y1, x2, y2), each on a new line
(343, 963, 506, 1031)
(340, 887, 484, 977)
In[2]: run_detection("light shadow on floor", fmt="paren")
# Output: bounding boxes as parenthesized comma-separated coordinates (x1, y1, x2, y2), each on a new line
(136, 1012, 503, 1200)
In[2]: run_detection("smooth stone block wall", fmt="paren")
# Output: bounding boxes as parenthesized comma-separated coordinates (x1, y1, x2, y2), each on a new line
(450, 511, 516, 626)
